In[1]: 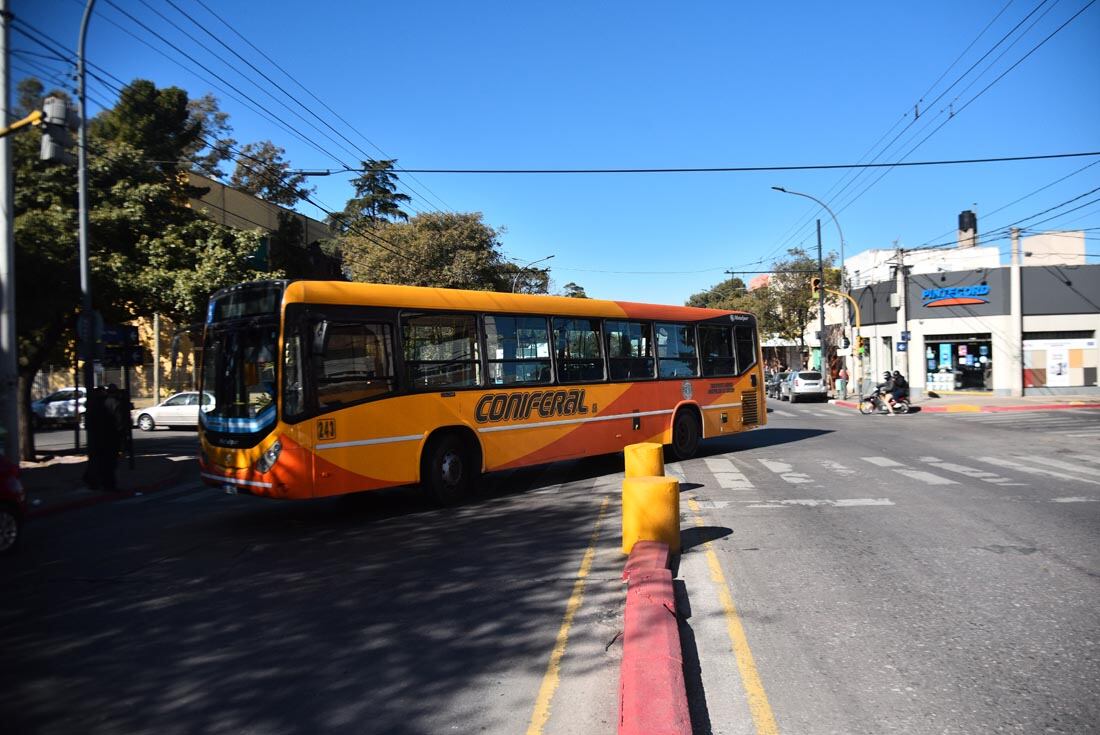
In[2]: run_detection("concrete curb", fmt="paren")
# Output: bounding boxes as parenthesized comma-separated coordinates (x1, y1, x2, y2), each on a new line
(619, 541, 690, 735)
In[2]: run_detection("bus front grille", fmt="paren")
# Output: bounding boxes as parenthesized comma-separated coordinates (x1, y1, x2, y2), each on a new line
(741, 391, 759, 425)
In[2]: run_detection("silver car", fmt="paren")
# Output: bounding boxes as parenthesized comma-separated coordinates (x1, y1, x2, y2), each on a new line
(785, 370, 828, 403)
(132, 391, 213, 431)
(31, 387, 86, 429)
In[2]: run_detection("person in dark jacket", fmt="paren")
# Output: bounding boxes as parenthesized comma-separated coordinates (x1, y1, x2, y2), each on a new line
(891, 371, 910, 405)
(876, 371, 896, 414)
(85, 385, 125, 491)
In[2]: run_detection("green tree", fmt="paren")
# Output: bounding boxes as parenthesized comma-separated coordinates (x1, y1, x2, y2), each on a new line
(229, 140, 310, 206)
(183, 93, 236, 178)
(768, 248, 841, 348)
(561, 282, 588, 298)
(686, 276, 746, 308)
(329, 159, 411, 233)
(14, 78, 268, 459)
(342, 212, 510, 290)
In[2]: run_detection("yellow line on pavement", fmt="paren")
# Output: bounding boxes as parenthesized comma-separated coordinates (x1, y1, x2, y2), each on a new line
(526, 496, 610, 735)
(688, 497, 780, 735)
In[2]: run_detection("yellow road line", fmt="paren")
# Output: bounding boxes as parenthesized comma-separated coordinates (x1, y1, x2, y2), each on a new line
(526, 496, 610, 735)
(688, 497, 780, 735)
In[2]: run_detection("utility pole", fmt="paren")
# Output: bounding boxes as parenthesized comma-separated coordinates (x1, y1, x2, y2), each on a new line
(816, 219, 826, 372)
(77, 0, 96, 394)
(0, 0, 18, 459)
(1009, 227, 1023, 397)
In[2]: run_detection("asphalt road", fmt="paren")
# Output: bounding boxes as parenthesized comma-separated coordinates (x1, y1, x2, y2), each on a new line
(2, 404, 1098, 734)
(678, 402, 1100, 735)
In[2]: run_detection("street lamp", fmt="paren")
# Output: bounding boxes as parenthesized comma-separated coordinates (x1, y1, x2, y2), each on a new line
(512, 254, 554, 293)
(772, 186, 854, 393)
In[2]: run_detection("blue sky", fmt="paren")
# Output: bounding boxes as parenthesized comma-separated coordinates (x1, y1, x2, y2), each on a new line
(14, 0, 1100, 304)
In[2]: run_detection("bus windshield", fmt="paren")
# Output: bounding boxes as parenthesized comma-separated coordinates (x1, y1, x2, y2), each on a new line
(200, 322, 279, 439)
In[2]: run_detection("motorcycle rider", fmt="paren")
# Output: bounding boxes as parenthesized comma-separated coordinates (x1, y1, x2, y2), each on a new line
(876, 371, 896, 414)
(890, 370, 910, 409)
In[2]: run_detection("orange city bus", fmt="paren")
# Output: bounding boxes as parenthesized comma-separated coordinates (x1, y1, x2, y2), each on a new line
(197, 280, 765, 502)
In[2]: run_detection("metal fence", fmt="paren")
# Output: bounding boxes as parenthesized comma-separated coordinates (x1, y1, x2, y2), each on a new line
(33, 361, 200, 407)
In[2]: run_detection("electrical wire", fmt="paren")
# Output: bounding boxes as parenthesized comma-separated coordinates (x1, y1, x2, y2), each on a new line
(187, 0, 453, 215)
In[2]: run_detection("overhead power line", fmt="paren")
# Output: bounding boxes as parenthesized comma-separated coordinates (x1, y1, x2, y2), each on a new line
(283, 151, 1100, 175)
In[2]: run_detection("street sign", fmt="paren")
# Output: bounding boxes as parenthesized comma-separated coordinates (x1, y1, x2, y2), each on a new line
(897, 342, 909, 352)
(901, 330, 911, 341)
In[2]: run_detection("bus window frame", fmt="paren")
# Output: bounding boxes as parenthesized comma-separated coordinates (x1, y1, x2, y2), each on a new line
(481, 313, 555, 387)
(698, 323, 737, 378)
(732, 320, 758, 376)
(281, 303, 402, 424)
(551, 316, 608, 385)
(604, 319, 656, 382)
(655, 322, 700, 379)
(401, 310, 484, 393)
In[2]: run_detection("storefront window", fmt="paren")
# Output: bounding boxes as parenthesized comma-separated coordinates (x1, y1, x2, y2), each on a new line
(925, 334, 992, 391)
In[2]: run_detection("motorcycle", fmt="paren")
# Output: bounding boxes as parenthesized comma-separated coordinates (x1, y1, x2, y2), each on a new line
(858, 390, 910, 415)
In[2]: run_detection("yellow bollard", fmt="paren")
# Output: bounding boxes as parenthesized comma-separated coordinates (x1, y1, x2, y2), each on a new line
(622, 475, 680, 555)
(624, 442, 664, 478)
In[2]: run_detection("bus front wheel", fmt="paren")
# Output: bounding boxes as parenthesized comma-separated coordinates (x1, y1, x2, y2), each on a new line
(421, 434, 472, 505)
(669, 409, 701, 461)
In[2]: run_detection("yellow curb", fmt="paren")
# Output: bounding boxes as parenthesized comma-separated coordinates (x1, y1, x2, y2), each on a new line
(944, 405, 982, 412)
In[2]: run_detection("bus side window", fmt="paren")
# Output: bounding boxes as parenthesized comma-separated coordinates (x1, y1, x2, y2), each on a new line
(700, 325, 736, 377)
(734, 324, 757, 374)
(315, 322, 396, 408)
(553, 317, 605, 383)
(485, 315, 552, 385)
(656, 323, 698, 378)
(402, 313, 481, 389)
(605, 320, 654, 380)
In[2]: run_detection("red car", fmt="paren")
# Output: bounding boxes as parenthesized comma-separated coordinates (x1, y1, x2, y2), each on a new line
(0, 454, 25, 555)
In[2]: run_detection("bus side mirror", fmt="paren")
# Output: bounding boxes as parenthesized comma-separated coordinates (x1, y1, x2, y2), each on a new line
(311, 320, 329, 356)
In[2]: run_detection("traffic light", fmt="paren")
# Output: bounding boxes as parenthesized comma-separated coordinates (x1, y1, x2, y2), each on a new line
(841, 337, 851, 349)
(40, 96, 77, 165)
(810, 277, 821, 294)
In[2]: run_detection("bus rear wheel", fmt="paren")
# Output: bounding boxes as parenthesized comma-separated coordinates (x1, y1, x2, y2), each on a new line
(669, 409, 701, 461)
(421, 434, 473, 505)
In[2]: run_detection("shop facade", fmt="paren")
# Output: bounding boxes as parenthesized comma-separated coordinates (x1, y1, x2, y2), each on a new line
(851, 264, 1100, 397)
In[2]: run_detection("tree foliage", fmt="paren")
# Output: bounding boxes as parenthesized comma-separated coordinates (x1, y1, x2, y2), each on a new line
(328, 159, 411, 233)
(686, 276, 746, 308)
(229, 140, 311, 206)
(341, 212, 516, 290)
(561, 282, 588, 298)
(13, 78, 273, 458)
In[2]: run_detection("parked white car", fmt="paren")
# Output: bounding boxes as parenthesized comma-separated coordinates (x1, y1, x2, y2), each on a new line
(132, 391, 213, 431)
(785, 370, 828, 403)
(31, 387, 86, 429)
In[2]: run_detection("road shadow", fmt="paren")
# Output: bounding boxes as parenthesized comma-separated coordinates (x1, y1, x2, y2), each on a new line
(673, 579, 713, 735)
(696, 427, 833, 457)
(1, 457, 622, 735)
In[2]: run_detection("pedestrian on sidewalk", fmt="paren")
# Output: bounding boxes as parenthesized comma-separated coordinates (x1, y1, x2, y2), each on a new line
(837, 366, 849, 399)
(84, 386, 123, 492)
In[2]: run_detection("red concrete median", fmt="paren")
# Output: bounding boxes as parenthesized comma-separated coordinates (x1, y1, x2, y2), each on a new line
(619, 542, 690, 735)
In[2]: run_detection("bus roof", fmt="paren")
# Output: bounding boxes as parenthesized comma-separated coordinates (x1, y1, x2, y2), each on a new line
(282, 280, 752, 322)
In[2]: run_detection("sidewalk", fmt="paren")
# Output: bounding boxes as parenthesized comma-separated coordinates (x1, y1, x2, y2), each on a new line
(20, 450, 194, 519)
(831, 391, 1100, 413)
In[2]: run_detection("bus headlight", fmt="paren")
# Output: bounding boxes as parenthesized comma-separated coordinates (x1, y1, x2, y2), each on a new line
(255, 440, 282, 473)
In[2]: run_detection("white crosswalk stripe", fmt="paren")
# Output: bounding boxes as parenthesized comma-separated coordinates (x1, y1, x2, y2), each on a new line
(918, 456, 1024, 485)
(1013, 454, 1099, 478)
(977, 456, 1100, 486)
(703, 457, 756, 490)
(757, 459, 813, 484)
(860, 456, 957, 485)
(820, 459, 857, 477)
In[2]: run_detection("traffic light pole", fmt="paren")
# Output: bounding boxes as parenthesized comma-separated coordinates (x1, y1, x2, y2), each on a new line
(77, 0, 96, 395)
(0, 0, 18, 459)
(816, 219, 826, 372)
